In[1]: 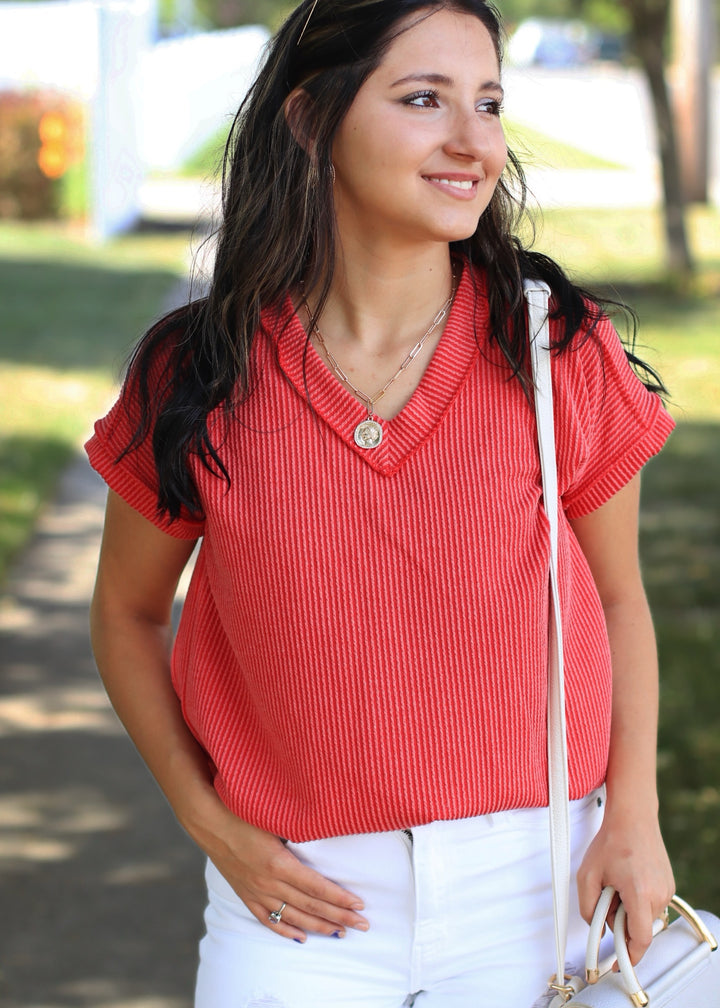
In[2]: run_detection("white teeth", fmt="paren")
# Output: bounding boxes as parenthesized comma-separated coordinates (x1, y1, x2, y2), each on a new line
(434, 178, 474, 190)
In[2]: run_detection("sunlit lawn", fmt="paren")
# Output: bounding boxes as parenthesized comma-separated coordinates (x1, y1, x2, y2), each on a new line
(505, 119, 625, 172)
(0, 223, 191, 579)
(533, 205, 720, 422)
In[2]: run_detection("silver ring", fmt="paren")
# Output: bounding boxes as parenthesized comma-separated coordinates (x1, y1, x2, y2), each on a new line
(268, 902, 287, 924)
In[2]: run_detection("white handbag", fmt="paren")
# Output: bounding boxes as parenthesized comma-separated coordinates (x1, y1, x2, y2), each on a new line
(524, 280, 720, 1008)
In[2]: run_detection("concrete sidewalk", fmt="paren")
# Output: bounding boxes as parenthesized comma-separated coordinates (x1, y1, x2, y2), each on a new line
(0, 452, 205, 1008)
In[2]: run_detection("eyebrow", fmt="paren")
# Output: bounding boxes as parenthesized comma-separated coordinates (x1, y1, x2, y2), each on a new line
(391, 72, 504, 96)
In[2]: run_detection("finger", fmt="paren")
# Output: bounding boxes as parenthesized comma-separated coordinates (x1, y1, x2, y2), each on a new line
(254, 897, 361, 943)
(267, 902, 354, 941)
(592, 888, 619, 936)
(246, 899, 310, 943)
(292, 885, 367, 925)
(242, 885, 362, 941)
(288, 857, 367, 913)
(619, 900, 653, 966)
(625, 899, 673, 965)
(229, 841, 370, 936)
(577, 870, 615, 928)
(575, 858, 610, 925)
(577, 881, 602, 925)
(272, 856, 370, 930)
(268, 881, 370, 935)
(626, 933, 652, 966)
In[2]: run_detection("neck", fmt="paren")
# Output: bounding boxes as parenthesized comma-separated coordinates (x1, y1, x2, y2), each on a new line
(309, 243, 455, 355)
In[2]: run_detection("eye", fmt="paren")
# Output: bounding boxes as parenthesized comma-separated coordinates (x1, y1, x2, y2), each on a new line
(477, 97, 503, 117)
(403, 89, 441, 109)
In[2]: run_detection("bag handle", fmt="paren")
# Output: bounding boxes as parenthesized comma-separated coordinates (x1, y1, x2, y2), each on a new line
(584, 886, 717, 1005)
(524, 279, 572, 1001)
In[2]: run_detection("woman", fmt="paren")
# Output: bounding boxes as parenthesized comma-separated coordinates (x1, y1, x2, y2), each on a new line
(87, 0, 676, 1004)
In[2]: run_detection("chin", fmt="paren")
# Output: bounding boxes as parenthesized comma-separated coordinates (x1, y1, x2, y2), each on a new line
(433, 214, 484, 244)
(435, 222, 481, 243)
(455, 224, 482, 241)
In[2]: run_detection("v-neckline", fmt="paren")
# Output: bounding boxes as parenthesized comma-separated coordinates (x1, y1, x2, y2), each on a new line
(272, 265, 484, 475)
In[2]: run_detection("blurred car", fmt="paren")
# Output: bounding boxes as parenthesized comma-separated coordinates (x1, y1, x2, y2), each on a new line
(507, 18, 626, 68)
(592, 31, 628, 63)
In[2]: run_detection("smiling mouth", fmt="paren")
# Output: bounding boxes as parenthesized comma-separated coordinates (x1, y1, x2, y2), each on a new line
(435, 178, 473, 189)
(425, 177, 478, 192)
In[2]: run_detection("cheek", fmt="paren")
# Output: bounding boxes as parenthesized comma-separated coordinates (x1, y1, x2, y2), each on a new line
(335, 126, 401, 187)
(493, 134, 508, 177)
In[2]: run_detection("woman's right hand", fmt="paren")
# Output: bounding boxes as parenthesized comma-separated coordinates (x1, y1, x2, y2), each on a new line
(184, 792, 371, 942)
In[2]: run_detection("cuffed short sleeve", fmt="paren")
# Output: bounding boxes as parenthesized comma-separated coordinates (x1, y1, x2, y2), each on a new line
(85, 369, 205, 540)
(554, 315, 674, 519)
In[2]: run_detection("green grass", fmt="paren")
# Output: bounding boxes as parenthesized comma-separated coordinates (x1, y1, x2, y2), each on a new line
(643, 424, 720, 908)
(531, 205, 720, 422)
(0, 223, 191, 578)
(504, 119, 625, 172)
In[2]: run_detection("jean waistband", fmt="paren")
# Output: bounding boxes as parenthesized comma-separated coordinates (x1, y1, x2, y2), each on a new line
(404, 785, 605, 841)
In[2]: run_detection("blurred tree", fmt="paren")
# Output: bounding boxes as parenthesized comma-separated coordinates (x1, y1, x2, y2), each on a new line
(619, 0, 693, 275)
(497, 0, 720, 32)
(672, 0, 715, 202)
(499, 0, 698, 276)
(596, 0, 685, 276)
(193, 0, 291, 28)
(497, 0, 574, 26)
(156, 0, 290, 32)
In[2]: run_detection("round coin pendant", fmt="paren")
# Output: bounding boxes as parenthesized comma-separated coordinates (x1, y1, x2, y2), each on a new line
(354, 418, 383, 449)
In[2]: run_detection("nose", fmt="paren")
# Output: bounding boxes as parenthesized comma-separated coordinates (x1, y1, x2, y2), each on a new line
(444, 108, 500, 163)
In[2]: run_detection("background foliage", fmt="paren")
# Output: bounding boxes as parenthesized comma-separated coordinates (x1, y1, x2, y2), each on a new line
(160, 0, 720, 36)
(0, 91, 86, 221)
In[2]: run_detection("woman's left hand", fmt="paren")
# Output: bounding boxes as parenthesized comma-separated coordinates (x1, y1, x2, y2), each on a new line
(576, 805, 675, 966)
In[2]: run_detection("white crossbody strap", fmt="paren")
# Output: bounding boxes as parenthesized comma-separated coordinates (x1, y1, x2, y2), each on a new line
(524, 279, 571, 999)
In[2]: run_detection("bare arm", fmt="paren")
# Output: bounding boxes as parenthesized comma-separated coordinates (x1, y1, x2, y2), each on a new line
(570, 474, 674, 964)
(90, 490, 369, 941)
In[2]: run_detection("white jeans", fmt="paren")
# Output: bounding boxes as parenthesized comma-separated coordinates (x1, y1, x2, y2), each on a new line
(195, 789, 605, 1008)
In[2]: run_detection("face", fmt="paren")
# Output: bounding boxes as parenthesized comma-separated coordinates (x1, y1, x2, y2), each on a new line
(331, 7, 508, 252)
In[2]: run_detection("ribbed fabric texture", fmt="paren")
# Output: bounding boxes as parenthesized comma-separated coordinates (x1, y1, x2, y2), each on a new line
(86, 266, 674, 841)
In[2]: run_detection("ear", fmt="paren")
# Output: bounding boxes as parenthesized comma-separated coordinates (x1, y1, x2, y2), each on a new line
(284, 87, 316, 154)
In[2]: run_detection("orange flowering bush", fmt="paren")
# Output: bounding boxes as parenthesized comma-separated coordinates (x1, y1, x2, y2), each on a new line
(0, 91, 85, 219)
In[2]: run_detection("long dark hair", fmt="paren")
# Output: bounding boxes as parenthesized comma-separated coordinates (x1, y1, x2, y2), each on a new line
(124, 0, 663, 520)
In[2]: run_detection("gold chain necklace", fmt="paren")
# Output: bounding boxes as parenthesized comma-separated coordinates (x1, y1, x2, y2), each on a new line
(307, 276, 456, 450)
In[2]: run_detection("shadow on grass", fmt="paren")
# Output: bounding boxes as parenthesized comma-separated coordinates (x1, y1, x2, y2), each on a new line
(0, 455, 203, 1008)
(0, 256, 184, 374)
(641, 422, 720, 907)
(0, 434, 77, 580)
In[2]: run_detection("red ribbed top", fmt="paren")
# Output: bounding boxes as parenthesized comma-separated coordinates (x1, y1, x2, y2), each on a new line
(86, 266, 674, 841)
